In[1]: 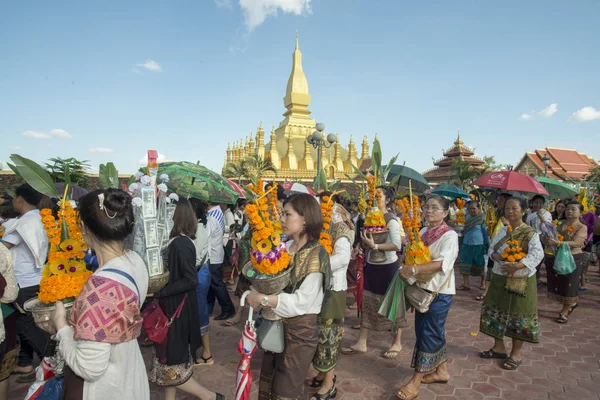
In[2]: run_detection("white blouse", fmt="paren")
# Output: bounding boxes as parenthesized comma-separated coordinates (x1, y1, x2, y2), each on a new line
(274, 272, 324, 318)
(368, 218, 402, 265)
(330, 237, 351, 291)
(526, 209, 553, 235)
(487, 226, 544, 277)
(418, 229, 459, 295)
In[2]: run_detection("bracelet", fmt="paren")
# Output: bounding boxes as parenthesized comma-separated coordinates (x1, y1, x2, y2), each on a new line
(374, 244, 379, 251)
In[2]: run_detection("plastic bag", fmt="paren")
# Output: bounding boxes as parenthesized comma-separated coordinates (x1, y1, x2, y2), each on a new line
(553, 242, 577, 275)
(35, 376, 64, 400)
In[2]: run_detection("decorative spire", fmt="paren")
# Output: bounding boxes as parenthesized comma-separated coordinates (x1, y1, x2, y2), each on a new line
(454, 130, 463, 146)
(295, 30, 299, 50)
(361, 135, 370, 159)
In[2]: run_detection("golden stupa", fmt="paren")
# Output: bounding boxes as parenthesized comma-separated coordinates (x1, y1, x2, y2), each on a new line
(223, 33, 372, 181)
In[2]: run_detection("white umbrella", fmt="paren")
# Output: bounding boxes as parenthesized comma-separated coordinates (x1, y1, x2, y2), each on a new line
(235, 291, 258, 400)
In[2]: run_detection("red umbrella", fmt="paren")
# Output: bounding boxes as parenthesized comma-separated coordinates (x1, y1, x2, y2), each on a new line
(473, 171, 549, 196)
(236, 292, 258, 400)
(227, 179, 247, 199)
(280, 182, 315, 195)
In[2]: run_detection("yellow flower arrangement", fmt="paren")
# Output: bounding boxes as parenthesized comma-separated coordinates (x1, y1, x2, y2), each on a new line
(38, 193, 90, 304)
(366, 175, 377, 209)
(245, 182, 290, 276)
(454, 198, 466, 225)
(501, 225, 526, 263)
(397, 196, 432, 266)
(319, 196, 333, 255)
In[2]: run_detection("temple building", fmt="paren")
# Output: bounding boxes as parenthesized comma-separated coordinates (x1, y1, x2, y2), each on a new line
(514, 148, 597, 181)
(422, 133, 484, 186)
(223, 34, 372, 181)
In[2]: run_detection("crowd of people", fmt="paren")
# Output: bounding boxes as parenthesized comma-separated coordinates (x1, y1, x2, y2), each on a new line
(0, 182, 599, 399)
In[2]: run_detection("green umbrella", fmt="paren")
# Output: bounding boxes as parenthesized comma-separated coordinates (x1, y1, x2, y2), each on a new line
(431, 184, 470, 199)
(536, 177, 578, 200)
(158, 161, 240, 204)
(385, 165, 430, 192)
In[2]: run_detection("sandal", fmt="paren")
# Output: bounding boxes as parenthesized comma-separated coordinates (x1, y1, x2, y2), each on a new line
(309, 375, 336, 388)
(396, 385, 419, 400)
(341, 347, 367, 355)
(194, 355, 214, 366)
(311, 385, 337, 400)
(556, 313, 568, 324)
(457, 285, 471, 291)
(383, 349, 401, 359)
(351, 324, 361, 330)
(479, 349, 508, 359)
(221, 319, 239, 327)
(568, 303, 579, 315)
(502, 357, 522, 371)
(475, 295, 485, 301)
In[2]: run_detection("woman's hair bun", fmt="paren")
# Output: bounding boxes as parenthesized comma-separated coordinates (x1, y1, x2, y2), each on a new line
(103, 189, 132, 216)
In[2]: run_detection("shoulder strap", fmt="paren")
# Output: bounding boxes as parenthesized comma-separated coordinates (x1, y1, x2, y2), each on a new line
(433, 270, 454, 295)
(102, 268, 140, 299)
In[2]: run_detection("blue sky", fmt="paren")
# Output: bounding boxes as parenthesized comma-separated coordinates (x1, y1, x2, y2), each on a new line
(1, 0, 599, 176)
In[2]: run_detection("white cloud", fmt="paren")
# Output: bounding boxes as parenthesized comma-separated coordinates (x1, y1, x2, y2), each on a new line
(137, 59, 163, 72)
(569, 106, 600, 123)
(240, 0, 312, 30)
(215, 0, 233, 8)
(519, 103, 558, 120)
(8, 146, 21, 150)
(22, 130, 52, 139)
(89, 147, 114, 153)
(50, 128, 72, 138)
(139, 152, 168, 165)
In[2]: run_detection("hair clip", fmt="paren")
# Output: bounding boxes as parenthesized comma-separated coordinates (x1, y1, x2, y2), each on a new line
(98, 193, 117, 219)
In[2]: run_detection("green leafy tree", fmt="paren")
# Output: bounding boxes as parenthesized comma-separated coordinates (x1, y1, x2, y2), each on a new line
(450, 157, 479, 190)
(246, 154, 277, 182)
(223, 160, 251, 185)
(45, 157, 91, 187)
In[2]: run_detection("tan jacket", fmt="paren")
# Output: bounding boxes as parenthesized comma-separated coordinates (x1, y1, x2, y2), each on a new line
(0, 244, 19, 343)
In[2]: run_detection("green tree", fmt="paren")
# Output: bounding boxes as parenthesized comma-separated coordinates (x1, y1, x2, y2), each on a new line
(246, 154, 277, 182)
(450, 157, 479, 190)
(223, 159, 251, 185)
(45, 157, 91, 188)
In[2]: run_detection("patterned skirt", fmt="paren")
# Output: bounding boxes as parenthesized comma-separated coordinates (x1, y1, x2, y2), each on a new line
(480, 273, 539, 343)
(411, 294, 452, 373)
(362, 261, 407, 331)
(545, 253, 584, 306)
(148, 351, 194, 387)
(459, 244, 487, 276)
(313, 290, 346, 373)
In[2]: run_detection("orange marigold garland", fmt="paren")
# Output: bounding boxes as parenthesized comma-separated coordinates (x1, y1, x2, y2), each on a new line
(245, 182, 290, 277)
(38, 196, 91, 304)
(454, 198, 466, 225)
(319, 195, 333, 255)
(396, 196, 432, 266)
(500, 225, 526, 263)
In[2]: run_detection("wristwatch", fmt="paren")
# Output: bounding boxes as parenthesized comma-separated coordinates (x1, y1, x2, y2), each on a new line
(260, 296, 269, 307)
(374, 244, 379, 251)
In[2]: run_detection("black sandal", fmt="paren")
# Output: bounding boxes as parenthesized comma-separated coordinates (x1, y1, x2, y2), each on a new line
(311, 385, 337, 400)
(479, 349, 508, 359)
(309, 375, 336, 388)
(556, 313, 568, 323)
(568, 303, 579, 315)
(502, 357, 522, 371)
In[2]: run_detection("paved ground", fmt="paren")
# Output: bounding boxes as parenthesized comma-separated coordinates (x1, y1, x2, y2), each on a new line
(8, 266, 600, 399)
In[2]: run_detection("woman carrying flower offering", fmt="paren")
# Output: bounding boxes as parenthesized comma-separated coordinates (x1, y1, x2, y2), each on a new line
(51, 189, 150, 399)
(479, 197, 544, 372)
(342, 185, 405, 360)
(457, 201, 489, 291)
(395, 195, 459, 400)
(310, 192, 354, 400)
(541, 200, 587, 323)
(246, 193, 331, 400)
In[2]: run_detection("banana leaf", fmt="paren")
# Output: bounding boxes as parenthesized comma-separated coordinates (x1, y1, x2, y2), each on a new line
(6, 162, 21, 178)
(377, 272, 409, 333)
(351, 163, 367, 180)
(9, 154, 59, 198)
(319, 168, 327, 191)
(372, 137, 382, 180)
(99, 162, 119, 189)
(64, 164, 71, 185)
(382, 154, 399, 183)
(330, 180, 341, 192)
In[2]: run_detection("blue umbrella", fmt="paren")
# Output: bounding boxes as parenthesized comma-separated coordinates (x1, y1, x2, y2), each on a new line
(54, 182, 88, 200)
(431, 184, 470, 199)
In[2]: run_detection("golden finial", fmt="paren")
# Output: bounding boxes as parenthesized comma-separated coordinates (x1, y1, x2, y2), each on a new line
(375, 133, 379, 140)
(259, 121, 263, 129)
(336, 133, 340, 143)
(295, 30, 299, 50)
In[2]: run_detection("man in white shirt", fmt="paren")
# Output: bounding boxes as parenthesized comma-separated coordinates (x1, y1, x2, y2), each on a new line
(2, 184, 50, 378)
(526, 194, 552, 283)
(206, 203, 235, 320)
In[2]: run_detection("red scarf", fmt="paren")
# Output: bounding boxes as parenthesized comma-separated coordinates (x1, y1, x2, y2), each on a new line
(422, 222, 452, 247)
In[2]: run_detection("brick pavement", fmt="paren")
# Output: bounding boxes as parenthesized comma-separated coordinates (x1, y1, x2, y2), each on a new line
(8, 267, 600, 399)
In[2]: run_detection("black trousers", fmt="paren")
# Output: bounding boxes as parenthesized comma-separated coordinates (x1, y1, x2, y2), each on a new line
(206, 263, 235, 315)
(16, 285, 50, 367)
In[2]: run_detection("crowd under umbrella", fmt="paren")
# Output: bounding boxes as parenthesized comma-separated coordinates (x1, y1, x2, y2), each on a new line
(385, 164, 430, 192)
(226, 179, 247, 199)
(280, 181, 315, 195)
(431, 183, 470, 199)
(536, 176, 578, 199)
(473, 170, 550, 196)
(158, 161, 240, 204)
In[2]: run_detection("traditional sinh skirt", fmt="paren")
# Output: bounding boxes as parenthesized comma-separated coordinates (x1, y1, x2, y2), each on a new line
(480, 273, 539, 343)
(148, 351, 194, 387)
(0, 311, 17, 382)
(361, 261, 407, 331)
(459, 244, 487, 276)
(411, 294, 452, 373)
(259, 314, 318, 400)
(313, 290, 346, 373)
(545, 253, 584, 306)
